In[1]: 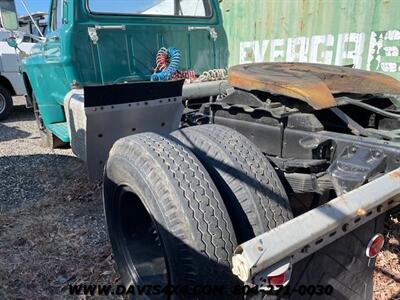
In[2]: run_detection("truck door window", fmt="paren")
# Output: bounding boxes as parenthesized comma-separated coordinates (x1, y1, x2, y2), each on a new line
(51, 0, 64, 31)
(88, 0, 212, 17)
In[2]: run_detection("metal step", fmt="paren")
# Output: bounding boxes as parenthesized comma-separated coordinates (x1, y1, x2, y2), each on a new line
(47, 122, 70, 142)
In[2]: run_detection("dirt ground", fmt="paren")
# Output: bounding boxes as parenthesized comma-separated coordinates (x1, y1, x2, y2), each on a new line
(0, 99, 118, 300)
(373, 214, 400, 300)
(0, 99, 399, 299)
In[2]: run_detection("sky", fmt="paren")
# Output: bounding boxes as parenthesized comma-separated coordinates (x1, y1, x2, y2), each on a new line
(15, 0, 162, 16)
(16, 0, 50, 16)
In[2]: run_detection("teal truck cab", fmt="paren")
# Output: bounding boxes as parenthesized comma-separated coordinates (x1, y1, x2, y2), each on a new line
(1, 0, 399, 299)
(14, 0, 229, 181)
(15, 0, 227, 173)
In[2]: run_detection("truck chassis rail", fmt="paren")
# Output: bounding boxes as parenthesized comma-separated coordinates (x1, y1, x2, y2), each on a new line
(232, 168, 400, 283)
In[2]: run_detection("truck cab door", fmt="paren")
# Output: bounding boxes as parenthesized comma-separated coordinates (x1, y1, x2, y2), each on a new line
(42, 0, 69, 106)
(32, 0, 69, 128)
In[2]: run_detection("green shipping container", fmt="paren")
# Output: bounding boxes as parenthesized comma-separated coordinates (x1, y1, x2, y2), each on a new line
(220, 0, 400, 80)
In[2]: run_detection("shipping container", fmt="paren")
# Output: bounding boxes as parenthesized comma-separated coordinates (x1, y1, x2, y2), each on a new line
(220, 0, 400, 80)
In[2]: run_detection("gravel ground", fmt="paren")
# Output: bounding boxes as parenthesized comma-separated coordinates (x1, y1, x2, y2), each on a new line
(373, 213, 400, 300)
(0, 98, 118, 300)
(0, 98, 399, 299)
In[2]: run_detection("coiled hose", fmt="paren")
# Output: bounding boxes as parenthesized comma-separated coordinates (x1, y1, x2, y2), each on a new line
(172, 70, 196, 81)
(198, 69, 227, 82)
(151, 47, 182, 81)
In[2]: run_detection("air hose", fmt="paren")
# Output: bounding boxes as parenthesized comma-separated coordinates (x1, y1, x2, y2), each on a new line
(151, 47, 182, 81)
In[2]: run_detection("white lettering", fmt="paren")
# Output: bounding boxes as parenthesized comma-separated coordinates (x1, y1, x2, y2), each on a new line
(239, 30, 399, 78)
(309, 34, 334, 64)
(270, 39, 285, 62)
(286, 36, 309, 62)
(335, 32, 365, 68)
(239, 40, 269, 63)
(367, 30, 399, 73)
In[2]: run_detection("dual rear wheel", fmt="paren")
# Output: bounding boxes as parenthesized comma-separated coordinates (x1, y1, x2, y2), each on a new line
(103, 124, 381, 300)
(104, 125, 292, 299)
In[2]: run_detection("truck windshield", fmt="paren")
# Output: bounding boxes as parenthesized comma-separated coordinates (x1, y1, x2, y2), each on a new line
(87, 0, 212, 17)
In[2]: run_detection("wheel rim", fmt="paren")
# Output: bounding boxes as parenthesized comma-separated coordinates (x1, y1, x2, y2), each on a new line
(114, 186, 170, 288)
(0, 94, 6, 114)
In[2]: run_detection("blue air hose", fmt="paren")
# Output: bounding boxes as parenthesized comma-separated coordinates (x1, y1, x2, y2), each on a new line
(151, 47, 182, 81)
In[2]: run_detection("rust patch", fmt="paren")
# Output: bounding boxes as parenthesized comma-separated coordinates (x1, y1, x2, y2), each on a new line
(389, 170, 400, 179)
(229, 63, 400, 110)
(356, 208, 367, 217)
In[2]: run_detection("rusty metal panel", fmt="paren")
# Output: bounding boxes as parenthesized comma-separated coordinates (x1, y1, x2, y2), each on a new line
(220, 0, 400, 80)
(229, 62, 400, 109)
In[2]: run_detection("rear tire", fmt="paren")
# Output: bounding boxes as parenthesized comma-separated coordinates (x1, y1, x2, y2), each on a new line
(104, 132, 240, 299)
(172, 124, 293, 243)
(0, 85, 13, 121)
(173, 125, 381, 300)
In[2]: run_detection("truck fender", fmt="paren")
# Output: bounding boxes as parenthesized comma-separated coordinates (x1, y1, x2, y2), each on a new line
(0, 73, 16, 96)
(22, 72, 33, 107)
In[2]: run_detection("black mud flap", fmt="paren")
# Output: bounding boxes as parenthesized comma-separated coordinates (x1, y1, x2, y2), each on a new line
(66, 80, 185, 182)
